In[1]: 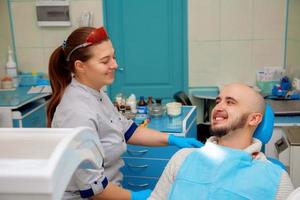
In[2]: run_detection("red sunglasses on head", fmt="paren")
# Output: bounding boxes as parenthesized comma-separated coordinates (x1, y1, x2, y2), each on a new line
(66, 27, 109, 61)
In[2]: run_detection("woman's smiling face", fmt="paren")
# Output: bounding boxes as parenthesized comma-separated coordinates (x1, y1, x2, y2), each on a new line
(78, 40, 118, 90)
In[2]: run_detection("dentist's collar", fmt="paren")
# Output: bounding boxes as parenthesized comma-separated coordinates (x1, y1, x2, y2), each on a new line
(71, 78, 102, 99)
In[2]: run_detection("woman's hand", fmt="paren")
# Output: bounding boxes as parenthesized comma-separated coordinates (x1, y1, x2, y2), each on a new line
(168, 135, 203, 148)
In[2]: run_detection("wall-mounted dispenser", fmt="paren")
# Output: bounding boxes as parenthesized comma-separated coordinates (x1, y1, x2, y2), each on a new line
(36, 0, 71, 27)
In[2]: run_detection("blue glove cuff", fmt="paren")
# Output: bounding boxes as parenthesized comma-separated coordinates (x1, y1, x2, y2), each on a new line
(130, 191, 137, 200)
(168, 134, 175, 145)
(130, 189, 152, 200)
(168, 134, 203, 148)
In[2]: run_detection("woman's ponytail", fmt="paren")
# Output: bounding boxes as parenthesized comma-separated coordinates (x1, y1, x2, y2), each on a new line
(47, 47, 72, 127)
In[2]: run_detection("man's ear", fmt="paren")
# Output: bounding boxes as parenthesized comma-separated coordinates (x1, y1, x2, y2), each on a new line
(74, 60, 86, 74)
(248, 112, 263, 126)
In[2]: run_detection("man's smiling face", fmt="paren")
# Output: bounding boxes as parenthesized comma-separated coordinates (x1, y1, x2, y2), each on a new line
(210, 85, 253, 137)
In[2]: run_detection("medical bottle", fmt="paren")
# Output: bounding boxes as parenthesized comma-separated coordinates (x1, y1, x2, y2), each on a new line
(147, 96, 154, 106)
(127, 94, 137, 113)
(6, 46, 18, 88)
(137, 96, 147, 114)
(155, 98, 162, 105)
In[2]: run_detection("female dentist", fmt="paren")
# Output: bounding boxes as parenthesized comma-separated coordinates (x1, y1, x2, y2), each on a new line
(48, 26, 202, 200)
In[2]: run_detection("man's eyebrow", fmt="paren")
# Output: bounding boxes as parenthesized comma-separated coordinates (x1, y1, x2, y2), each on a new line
(216, 96, 221, 101)
(225, 96, 238, 103)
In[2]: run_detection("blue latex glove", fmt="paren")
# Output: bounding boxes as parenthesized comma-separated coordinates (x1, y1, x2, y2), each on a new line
(168, 135, 203, 148)
(130, 189, 152, 200)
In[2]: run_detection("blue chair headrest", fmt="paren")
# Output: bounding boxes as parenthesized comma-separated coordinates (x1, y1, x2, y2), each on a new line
(253, 104, 274, 144)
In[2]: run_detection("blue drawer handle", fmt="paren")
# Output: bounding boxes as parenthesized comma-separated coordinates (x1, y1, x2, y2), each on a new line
(127, 163, 149, 168)
(128, 182, 149, 187)
(127, 149, 149, 155)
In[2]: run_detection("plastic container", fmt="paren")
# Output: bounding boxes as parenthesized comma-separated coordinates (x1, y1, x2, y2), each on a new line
(148, 104, 165, 118)
(166, 102, 182, 117)
(292, 78, 300, 90)
(148, 98, 165, 118)
(1, 80, 13, 89)
(6, 46, 18, 87)
(256, 81, 279, 94)
(19, 74, 39, 86)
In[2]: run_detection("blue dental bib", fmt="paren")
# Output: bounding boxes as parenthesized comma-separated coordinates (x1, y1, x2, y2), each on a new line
(168, 142, 282, 200)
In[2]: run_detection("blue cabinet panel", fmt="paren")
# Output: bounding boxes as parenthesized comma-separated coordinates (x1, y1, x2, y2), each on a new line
(122, 176, 158, 191)
(12, 99, 47, 128)
(123, 145, 179, 159)
(121, 158, 168, 177)
(22, 105, 46, 127)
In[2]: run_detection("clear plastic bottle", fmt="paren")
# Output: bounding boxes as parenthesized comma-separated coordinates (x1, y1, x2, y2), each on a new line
(6, 46, 18, 88)
(127, 94, 137, 113)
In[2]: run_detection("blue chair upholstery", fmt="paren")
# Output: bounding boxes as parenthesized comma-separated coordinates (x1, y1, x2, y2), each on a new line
(253, 104, 286, 170)
(253, 104, 274, 144)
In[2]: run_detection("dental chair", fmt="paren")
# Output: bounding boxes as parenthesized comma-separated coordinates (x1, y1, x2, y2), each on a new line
(253, 104, 286, 170)
(0, 127, 104, 200)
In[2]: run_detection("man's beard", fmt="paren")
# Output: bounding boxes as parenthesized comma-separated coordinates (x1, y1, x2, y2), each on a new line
(210, 113, 249, 137)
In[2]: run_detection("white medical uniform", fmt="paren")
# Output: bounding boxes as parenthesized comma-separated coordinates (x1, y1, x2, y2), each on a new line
(52, 78, 138, 199)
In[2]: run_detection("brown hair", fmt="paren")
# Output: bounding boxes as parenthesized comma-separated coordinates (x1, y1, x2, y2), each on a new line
(47, 27, 97, 127)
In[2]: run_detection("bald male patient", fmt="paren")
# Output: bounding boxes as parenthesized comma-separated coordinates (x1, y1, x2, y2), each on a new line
(149, 83, 294, 200)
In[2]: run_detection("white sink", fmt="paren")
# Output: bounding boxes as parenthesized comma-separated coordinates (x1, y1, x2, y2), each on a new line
(0, 127, 104, 200)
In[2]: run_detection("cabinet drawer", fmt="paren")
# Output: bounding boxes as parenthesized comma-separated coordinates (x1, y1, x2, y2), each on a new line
(123, 145, 180, 159)
(122, 176, 158, 191)
(23, 105, 46, 127)
(121, 158, 168, 177)
(12, 100, 47, 128)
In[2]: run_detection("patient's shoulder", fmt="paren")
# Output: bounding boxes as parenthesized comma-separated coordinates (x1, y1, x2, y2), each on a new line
(170, 148, 198, 166)
(174, 148, 197, 158)
(163, 148, 198, 179)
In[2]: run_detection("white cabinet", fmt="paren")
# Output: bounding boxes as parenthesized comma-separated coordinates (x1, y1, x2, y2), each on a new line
(285, 127, 300, 187)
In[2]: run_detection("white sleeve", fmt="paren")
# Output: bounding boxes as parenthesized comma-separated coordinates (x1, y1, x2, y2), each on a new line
(65, 161, 108, 199)
(74, 168, 108, 198)
(52, 105, 99, 132)
(148, 148, 196, 200)
(276, 171, 294, 200)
